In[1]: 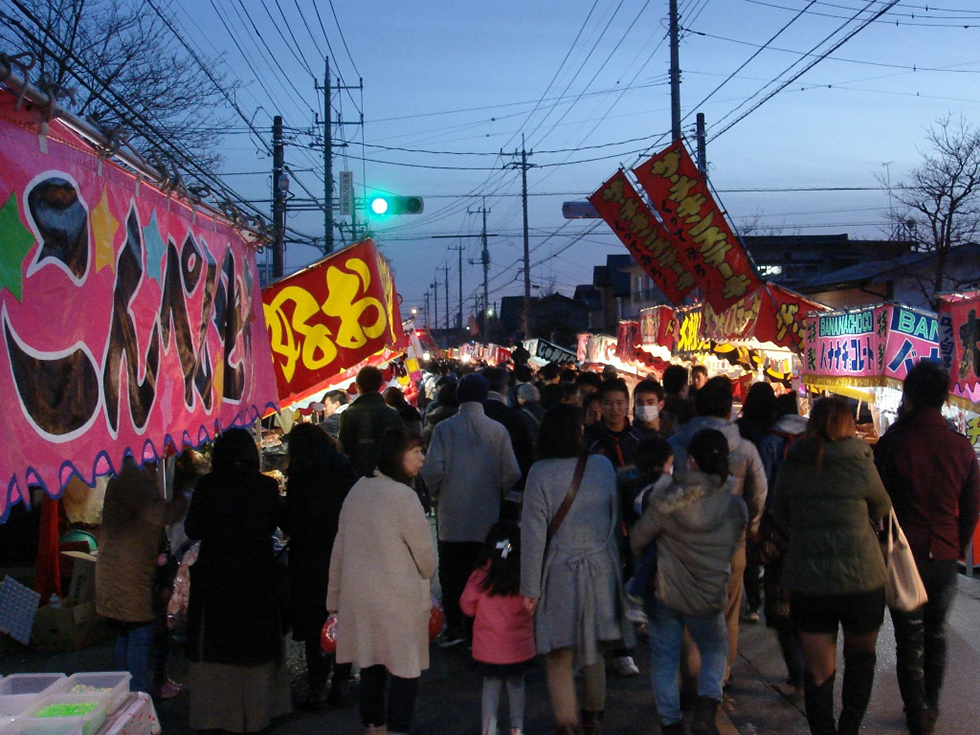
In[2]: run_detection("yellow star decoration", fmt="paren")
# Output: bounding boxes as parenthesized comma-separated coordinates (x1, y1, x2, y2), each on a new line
(90, 187, 119, 272)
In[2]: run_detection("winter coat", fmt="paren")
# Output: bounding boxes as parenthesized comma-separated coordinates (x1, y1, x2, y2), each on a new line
(772, 436, 891, 597)
(327, 473, 436, 679)
(520, 455, 635, 666)
(184, 469, 284, 665)
(669, 416, 768, 539)
(96, 460, 189, 623)
(874, 408, 980, 562)
(630, 471, 747, 617)
(758, 413, 808, 492)
(460, 565, 536, 665)
(338, 392, 404, 476)
(585, 420, 642, 470)
(281, 449, 358, 641)
(485, 394, 535, 486)
(421, 402, 522, 543)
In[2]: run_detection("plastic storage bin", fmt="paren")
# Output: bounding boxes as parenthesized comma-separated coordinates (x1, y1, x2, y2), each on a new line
(0, 675, 68, 719)
(18, 692, 107, 735)
(58, 673, 130, 715)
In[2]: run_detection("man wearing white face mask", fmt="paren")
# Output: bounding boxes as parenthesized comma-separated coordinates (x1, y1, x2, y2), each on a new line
(633, 379, 668, 440)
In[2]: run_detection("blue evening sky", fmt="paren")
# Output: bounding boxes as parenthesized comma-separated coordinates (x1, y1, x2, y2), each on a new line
(168, 0, 980, 319)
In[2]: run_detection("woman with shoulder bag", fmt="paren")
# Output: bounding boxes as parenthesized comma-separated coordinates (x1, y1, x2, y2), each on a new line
(772, 397, 891, 735)
(520, 404, 634, 735)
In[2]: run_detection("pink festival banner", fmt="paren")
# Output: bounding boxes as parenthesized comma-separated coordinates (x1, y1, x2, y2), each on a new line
(0, 89, 279, 520)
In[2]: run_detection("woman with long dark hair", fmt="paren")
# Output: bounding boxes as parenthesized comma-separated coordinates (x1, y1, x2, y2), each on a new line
(184, 428, 290, 732)
(772, 397, 891, 735)
(282, 423, 358, 709)
(327, 426, 435, 735)
(520, 404, 634, 735)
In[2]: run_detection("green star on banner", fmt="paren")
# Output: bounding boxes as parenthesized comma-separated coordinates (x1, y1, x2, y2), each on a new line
(0, 193, 36, 302)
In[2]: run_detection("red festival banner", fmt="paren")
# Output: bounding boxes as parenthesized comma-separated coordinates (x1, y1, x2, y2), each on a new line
(262, 239, 405, 408)
(589, 171, 696, 305)
(702, 283, 825, 353)
(938, 290, 980, 409)
(632, 141, 762, 312)
(0, 90, 279, 520)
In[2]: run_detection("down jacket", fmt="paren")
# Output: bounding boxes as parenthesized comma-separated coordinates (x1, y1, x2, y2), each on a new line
(772, 436, 891, 596)
(669, 417, 767, 539)
(630, 471, 747, 617)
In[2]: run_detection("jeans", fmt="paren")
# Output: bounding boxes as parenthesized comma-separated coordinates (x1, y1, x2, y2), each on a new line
(627, 543, 657, 598)
(359, 664, 418, 732)
(890, 558, 959, 713)
(112, 621, 155, 693)
(647, 598, 728, 725)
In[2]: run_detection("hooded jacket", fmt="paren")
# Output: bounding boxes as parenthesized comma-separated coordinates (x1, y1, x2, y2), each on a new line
(773, 436, 891, 596)
(669, 416, 767, 538)
(630, 471, 747, 617)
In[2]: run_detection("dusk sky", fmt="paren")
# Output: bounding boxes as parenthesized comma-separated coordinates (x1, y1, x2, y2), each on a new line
(166, 0, 980, 322)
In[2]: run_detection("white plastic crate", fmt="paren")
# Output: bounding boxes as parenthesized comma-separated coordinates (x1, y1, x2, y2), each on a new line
(0, 675, 67, 720)
(17, 692, 107, 735)
(58, 673, 130, 716)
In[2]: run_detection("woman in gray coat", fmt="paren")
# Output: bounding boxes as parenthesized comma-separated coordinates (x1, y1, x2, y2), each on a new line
(521, 404, 634, 735)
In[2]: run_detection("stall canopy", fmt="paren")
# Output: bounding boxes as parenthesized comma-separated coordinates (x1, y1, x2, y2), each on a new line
(803, 303, 940, 402)
(938, 290, 980, 410)
(0, 86, 279, 521)
(262, 238, 405, 412)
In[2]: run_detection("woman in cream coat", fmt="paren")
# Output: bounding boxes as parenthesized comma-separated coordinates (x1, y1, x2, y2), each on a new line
(328, 426, 436, 735)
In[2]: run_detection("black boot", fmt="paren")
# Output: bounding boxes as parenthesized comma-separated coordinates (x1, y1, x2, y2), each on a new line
(581, 710, 604, 735)
(690, 696, 720, 735)
(803, 670, 837, 735)
(838, 650, 876, 735)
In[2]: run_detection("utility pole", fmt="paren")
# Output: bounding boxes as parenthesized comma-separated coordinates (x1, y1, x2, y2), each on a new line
(272, 115, 285, 278)
(438, 265, 451, 331)
(449, 244, 465, 329)
(468, 202, 491, 342)
(696, 112, 707, 177)
(504, 137, 535, 339)
(669, 0, 681, 141)
(431, 279, 439, 339)
(424, 291, 430, 329)
(316, 59, 363, 252)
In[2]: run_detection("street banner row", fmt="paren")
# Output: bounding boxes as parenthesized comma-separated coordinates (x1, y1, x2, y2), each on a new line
(590, 140, 763, 314)
(0, 87, 279, 520)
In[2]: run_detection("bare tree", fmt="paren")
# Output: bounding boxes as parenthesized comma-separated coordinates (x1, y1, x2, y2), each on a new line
(0, 0, 239, 170)
(882, 115, 980, 305)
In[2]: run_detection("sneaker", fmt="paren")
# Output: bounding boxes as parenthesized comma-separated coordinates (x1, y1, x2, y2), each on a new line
(151, 678, 184, 700)
(626, 594, 648, 624)
(741, 609, 760, 623)
(436, 629, 467, 648)
(613, 655, 639, 677)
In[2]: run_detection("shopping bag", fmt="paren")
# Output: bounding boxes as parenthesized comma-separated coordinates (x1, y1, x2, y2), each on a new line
(883, 508, 928, 612)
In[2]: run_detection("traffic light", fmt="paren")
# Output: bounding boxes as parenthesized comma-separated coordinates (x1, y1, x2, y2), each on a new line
(367, 195, 424, 216)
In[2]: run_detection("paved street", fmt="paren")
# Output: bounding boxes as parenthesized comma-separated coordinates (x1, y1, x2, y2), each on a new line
(4, 550, 980, 734)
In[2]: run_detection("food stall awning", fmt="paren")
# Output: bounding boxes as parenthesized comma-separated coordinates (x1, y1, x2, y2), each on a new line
(262, 238, 406, 413)
(803, 303, 940, 400)
(0, 85, 279, 521)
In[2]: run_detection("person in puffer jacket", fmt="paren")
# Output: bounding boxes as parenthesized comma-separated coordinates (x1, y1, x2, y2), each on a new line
(630, 429, 747, 735)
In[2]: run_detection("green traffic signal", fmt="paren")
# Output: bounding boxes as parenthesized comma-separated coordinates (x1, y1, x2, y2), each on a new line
(367, 195, 424, 216)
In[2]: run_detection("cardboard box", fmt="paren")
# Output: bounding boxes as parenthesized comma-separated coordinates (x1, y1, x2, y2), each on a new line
(31, 601, 109, 651)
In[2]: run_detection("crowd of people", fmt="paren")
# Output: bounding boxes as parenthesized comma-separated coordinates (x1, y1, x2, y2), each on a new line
(92, 355, 979, 735)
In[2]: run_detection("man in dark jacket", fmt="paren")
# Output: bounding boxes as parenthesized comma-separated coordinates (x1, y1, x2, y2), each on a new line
(874, 360, 980, 735)
(337, 366, 404, 476)
(481, 366, 535, 485)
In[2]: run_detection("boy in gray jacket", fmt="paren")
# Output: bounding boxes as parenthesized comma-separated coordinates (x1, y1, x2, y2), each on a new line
(630, 429, 747, 735)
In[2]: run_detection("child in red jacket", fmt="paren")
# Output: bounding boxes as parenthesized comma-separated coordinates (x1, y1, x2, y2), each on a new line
(461, 520, 536, 735)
